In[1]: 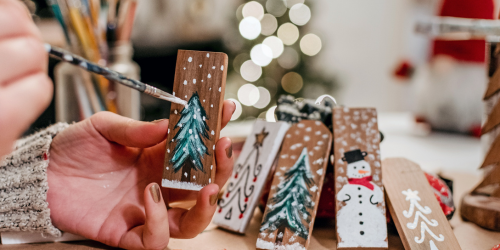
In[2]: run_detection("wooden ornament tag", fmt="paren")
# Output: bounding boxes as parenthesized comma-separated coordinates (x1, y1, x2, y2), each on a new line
(213, 120, 290, 233)
(162, 50, 228, 191)
(332, 107, 388, 249)
(382, 158, 462, 250)
(257, 120, 331, 250)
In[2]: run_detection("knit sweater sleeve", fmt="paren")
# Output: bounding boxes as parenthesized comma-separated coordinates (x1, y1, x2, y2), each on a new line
(0, 123, 69, 237)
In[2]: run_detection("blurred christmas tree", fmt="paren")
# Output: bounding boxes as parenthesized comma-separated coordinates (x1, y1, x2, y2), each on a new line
(223, 0, 338, 121)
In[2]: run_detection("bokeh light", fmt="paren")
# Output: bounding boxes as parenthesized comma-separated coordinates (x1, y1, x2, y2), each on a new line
(228, 98, 243, 120)
(266, 106, 277, 121)
(253, 87, 271, 109)
(238, 83, 260, 106)
(281, 72, 303, 94)
(239, 17, 261, 40)
(300, 33, 322, 56)
(277, 22, 299, 45)
(242, 1, 264, 20)
(285, 0, 304, 8)
(235, 4, 245, 21)
(266, 0, 287, 17)
(260, 14, 278, 36)
(277, 47, 299, 69)
(233, 53, 249, 74)
(289, 3, 311, 26)
(250, 44, 273, 67)
(263, 36, 284, 58)
(240, 60, 262, 82)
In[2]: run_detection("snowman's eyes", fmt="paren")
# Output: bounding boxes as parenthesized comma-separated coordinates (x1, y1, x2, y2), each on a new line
(353, 166, 357, 169)
(362, 166, 365, 169)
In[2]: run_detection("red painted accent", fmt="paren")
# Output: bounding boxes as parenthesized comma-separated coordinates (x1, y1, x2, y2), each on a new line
(253, 177, 257, 182)
(43, 153, 48, 160)
(244, 197, 248, 202)
(393, 60, 414, 80)
(348, 176, 374, 190)
(491, 244, 500, 250)
(226, 192, 230, 198)
(234, 173, 238, 178)
(239, 213, 243, 219)
(218, 208, 222, 213)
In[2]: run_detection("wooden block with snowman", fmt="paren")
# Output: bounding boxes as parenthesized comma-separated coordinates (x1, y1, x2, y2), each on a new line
(333, 107, 388, 249)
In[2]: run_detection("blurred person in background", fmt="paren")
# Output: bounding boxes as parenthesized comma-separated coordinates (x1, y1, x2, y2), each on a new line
(0, 1, 235, 249)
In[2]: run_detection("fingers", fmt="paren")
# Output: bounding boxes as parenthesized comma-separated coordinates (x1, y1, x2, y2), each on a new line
(168, 184, 219, 238)
(0, 72, 53, 156)
(220, 100, 236, 129)
(119, 183, 170, 250)
(0, 0, 41, 40)
(0, 36, 48, 85)
(214, 137, 234, 188)
(90, 112, 169, 148)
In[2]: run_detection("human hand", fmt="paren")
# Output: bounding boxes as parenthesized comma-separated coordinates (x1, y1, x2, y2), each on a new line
(0, 0, 52, 157)
(47, 101, 236, 249)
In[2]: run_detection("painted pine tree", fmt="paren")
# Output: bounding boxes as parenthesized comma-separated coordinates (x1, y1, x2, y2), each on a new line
(170, 92, 210, 182)
(260, 147, 315, 245)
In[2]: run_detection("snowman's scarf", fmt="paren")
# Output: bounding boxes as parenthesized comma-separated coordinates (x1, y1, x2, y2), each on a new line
(348, 176, 374, 190)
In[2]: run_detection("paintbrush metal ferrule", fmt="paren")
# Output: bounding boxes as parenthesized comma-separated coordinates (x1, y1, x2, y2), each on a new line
(44, 43, 187, 106)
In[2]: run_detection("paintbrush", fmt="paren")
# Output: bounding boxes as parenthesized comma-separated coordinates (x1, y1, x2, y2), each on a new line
(45, 43, 188, 106)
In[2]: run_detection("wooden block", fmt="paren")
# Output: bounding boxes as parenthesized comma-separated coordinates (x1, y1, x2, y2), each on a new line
(382, 158, 462, 250)
(482, 99, 500, 134)
(481, 133, 500, 169)
(485, 67, 500, 100)
(461, 193, 500, 231)
(162, 50, 228, 191)
(213, 120, 290, 233)
(332, 107, 388, 249)
(257, 120, 331, 250)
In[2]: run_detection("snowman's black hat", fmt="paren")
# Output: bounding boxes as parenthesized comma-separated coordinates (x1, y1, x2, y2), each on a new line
(342, 149, 368, 163)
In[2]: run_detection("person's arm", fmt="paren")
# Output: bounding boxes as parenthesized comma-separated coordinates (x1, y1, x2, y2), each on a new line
(0, 123, 69, 237)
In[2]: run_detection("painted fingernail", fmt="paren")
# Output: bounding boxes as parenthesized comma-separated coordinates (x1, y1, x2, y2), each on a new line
(229, 100, 236, 114)
(210, 193, 218, 206)
(152, 119, 167, 124)
(226, 143, 233, 158)
(150, 183, 161, 203)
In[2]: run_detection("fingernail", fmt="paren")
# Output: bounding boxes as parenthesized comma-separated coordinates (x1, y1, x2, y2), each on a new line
(225, 143, 233, 158)
(230, 101, 236, 114)
(210, 193, 218, 206)
(152, 119, 167, 124)
(150, 183, 161, 203)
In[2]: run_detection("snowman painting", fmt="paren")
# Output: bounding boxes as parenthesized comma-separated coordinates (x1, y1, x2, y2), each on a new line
(336, 149, 387, 248)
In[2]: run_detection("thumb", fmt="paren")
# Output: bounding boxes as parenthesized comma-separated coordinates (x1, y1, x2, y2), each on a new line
(90, 111, 169, 148)
(119, 183, 170, 250)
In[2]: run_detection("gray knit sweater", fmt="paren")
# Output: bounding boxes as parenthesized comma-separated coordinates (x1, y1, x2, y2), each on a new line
(0, 123, 69, 237)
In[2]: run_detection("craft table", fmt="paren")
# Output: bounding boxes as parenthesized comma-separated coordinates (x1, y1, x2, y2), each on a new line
(1, 113, 499, 249)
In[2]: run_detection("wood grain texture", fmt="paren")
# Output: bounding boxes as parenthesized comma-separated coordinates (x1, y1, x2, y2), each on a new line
(213, 121, 290, 234)
(480, 133, 500, 169)
(482, 99, 500, 134)
(484, 66, 500, 100)
(332, 107, 388, 249)
(257, 120, 331, 250)
(461, 194, 500, 231)
(382, 158, 462, 250)
(162, 50, 228, 191)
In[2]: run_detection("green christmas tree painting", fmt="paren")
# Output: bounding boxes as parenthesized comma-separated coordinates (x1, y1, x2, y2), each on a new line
(170, 92, 210, 183)
(259, 147, 315, 246)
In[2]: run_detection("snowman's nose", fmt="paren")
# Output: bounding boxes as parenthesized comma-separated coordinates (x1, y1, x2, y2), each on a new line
(358, 170, 369, 174)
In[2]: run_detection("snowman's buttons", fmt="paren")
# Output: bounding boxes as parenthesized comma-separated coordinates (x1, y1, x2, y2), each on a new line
(359, 212, 362, 216)
(360, 231, 364, 235)
(359, 201, 362, 204)
(358, 187, 361, 190)
(359, 195, 362, 198)
(360, 221, 363, 225)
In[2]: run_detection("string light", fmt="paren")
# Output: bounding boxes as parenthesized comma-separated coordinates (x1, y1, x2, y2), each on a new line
(266, 0, 287, 17)
(260, 14, 278, 36)
(277, 22, 299, 45)
(242, 1, 265, 20)
(281, 72, 303, 94)
(263, 36, 284, 58)
(240, 60, 262, 82)
(300, 33, 322, 56)
(289, 3, 311, 26)
(266, 106, 277, 121)
(238, 83, 260, 106)
(277, 47, 299, 69)
(239, 16, 262, 40)
(253, 87, 271, 109)
(250, 44, 273, 66)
